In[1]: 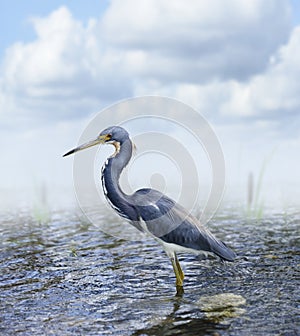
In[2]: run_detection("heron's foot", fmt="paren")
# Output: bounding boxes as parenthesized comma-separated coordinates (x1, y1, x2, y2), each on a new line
(176, 284, 184, 296)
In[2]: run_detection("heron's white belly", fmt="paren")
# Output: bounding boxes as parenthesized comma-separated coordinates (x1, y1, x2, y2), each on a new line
(139, 218, 213, 259)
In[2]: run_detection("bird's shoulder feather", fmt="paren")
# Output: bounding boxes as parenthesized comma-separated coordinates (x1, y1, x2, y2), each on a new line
(131, 188, 236, 261)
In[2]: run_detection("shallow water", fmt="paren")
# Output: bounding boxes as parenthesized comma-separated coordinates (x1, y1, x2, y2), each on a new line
(0, 207, 299, 335)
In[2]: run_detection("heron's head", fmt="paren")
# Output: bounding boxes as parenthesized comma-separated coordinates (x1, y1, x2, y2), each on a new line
(63, 126, 130, 157)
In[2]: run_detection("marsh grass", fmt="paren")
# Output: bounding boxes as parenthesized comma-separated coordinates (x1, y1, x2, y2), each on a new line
(32, 182, 50, 224)
(246, 149, 276, 220)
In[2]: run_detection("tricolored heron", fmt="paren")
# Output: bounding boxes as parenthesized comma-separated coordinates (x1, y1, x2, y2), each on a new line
(63, 126, 236, 289)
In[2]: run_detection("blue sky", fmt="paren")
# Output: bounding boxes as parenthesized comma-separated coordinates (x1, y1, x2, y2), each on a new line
(1, 0, 300, 209)
(0, 0, 109, 57)
(2, 1, 298, 58)
(291, 0, 300, 24)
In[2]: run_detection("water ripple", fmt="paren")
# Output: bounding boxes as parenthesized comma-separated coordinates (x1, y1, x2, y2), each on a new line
(0, 208, 299, 335)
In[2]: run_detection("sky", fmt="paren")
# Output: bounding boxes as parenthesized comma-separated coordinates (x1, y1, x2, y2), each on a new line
(1, 0, 300, 210)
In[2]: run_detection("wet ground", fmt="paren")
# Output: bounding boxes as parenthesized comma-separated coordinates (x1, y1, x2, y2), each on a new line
(0, 206, 299, 335)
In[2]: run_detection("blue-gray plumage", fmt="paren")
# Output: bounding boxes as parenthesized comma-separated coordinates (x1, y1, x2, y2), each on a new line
(63, 125, 236, 288)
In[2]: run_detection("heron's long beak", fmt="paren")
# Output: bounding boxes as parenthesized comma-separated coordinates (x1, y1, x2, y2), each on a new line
(63, 136, 106, 157)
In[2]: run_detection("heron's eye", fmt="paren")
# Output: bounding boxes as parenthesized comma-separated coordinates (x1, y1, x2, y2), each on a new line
(105, 134, 112, 141)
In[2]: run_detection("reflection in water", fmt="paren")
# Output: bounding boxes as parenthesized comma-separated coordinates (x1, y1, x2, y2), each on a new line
(0, 207, 299, 335)
(132, 295, 230, 336)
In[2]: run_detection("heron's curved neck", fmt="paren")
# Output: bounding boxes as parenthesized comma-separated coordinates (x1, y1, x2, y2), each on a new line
(101, 139, 136, 219)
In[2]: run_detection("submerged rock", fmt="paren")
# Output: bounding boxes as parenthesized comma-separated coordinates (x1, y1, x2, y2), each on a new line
(198, 293, 246, 322)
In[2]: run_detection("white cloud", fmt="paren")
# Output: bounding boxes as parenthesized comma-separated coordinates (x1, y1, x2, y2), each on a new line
(0, 1, 294, 126)
(101, 0, 291, 81)
(220, 26, 300, 119)
(139, 24, 300, 133)
(1, 1, 300, 204)
(0, 7, 131, 124)
(3, 8, 86, 94)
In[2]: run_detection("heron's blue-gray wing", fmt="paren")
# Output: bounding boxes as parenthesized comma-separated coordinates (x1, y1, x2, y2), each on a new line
(133, 188, 236, 262)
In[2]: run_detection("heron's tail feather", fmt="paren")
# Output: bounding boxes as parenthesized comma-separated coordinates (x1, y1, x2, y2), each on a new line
(208, 238, 236, 262)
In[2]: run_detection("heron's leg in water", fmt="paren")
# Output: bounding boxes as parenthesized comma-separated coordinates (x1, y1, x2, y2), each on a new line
(175, 253, 185, 282)
(171, 253, 184, 287)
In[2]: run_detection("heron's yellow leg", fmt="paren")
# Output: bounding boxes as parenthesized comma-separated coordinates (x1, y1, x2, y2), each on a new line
(171, 253, 184, 287)
(175, 253, 185, 282)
